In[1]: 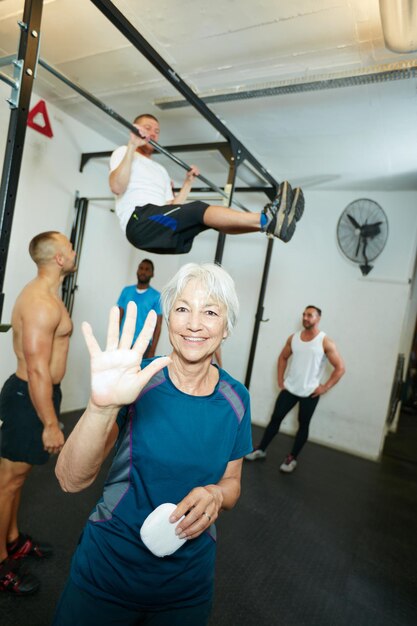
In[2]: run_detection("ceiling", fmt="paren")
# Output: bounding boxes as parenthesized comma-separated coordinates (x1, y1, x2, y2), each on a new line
(1, 0, 417, 192)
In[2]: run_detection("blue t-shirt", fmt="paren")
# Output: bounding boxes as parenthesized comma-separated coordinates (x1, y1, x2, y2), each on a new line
(70, 364, 252, 610)
(117, 285, 162, 343)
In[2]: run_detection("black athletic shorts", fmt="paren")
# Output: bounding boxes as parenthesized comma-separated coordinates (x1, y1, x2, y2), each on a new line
(125, 201, 210, 254)
(0, 374, 62, 465)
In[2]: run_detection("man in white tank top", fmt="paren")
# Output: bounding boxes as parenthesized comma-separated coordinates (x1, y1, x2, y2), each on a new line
(245, 306, 345, 472)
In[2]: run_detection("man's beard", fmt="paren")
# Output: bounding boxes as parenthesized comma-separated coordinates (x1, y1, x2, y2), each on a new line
(64, 263, 77, 277)
(138, 144, 154, 157)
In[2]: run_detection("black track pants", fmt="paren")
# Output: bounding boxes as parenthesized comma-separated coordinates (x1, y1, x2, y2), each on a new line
(259, 389, 319, 458)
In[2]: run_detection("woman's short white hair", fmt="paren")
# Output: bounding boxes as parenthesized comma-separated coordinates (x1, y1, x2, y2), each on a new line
(161, 263, 239, 335)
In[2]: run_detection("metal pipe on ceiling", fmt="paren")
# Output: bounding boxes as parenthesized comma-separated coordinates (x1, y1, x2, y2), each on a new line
(379, 0, 417, 53)
(155, 61, 417, 109)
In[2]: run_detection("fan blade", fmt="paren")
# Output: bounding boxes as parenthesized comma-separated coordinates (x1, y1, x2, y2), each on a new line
(355, 236, 361, 257)
(347, 214, 361, 229)
(362, 223, 382, 238)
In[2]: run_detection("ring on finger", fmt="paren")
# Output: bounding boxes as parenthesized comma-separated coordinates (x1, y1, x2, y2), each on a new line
(203, 511, 212, 522)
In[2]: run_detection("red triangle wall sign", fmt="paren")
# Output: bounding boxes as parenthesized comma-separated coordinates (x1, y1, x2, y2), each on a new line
(27, 100, 53, 138)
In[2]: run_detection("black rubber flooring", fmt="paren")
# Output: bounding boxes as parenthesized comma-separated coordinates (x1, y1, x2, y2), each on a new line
(1, 412, 417, 626)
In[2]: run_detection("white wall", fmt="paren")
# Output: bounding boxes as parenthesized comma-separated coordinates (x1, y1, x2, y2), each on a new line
(1, 85, 417, 462)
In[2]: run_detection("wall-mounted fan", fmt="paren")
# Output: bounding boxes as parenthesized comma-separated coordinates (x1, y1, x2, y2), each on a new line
(336, 199, 388, 275)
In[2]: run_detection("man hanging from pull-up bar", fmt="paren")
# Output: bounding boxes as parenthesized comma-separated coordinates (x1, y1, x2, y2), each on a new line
(109, 114, 304, 254)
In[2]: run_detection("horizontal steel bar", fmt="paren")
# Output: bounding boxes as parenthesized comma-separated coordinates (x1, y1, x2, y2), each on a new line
(0, 72, 18, 89)
(39, 58, 249, 212)
(0, 54, 16, 68)
(89, 0, 279, 191)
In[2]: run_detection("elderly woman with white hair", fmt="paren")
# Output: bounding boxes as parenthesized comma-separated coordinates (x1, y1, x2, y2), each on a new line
(52, 263, 252, 626)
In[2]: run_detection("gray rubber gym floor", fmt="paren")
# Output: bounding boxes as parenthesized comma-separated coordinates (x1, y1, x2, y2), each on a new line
(1, 411, 416, 626)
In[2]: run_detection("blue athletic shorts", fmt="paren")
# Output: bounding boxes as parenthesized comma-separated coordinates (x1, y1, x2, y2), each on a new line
(126, 201, 210, 254)
(52, 577, 212, 626)
(0, 374, 62, 465)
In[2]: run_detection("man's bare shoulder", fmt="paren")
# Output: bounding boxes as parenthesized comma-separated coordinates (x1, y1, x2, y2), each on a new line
(280, 334, 294, 356)
(323, 334, 336, 349)
(323, 335, 343, 359)
(13, 282, 62, 328)
(286, 333, 295, 347)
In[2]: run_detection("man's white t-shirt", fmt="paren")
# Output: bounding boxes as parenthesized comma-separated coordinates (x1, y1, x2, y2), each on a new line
(110, 146, 174, 231)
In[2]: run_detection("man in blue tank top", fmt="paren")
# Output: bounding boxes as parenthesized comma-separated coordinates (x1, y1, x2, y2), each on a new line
(245, 305, 345, 472)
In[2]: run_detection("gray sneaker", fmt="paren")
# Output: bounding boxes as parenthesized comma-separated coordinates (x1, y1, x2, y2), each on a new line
(245, 449, 267, 461)
(262, 183, 304, 243)
(279, 455, 297, 473)
(280, 187, 305, 242)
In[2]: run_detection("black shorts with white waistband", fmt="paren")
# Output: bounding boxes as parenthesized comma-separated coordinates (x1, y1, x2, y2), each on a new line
(125, 201, 210, 254)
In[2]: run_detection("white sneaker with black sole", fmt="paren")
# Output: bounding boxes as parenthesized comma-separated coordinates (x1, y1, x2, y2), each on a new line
(245, 449, 267, 461)
(279, 455, 297, 473)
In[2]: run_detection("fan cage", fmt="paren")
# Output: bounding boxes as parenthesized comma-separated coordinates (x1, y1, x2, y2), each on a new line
(337, 198, 389, 264)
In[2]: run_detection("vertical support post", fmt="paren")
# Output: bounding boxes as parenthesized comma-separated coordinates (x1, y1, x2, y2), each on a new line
(62, 196, 88, 317)
(244, 237, 275, 389)
(0, 0, 44, 322)
(214, 142, 240, 265)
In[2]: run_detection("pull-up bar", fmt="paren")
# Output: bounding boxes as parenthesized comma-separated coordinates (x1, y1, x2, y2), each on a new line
(89, 0, 279, 192)
(39, 59, 249, 213)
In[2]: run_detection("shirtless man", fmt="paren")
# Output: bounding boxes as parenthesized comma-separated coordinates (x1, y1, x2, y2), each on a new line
(0, 231, 75, 595)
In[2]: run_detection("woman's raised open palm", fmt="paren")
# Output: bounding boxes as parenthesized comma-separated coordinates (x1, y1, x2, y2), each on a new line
(82, 302, 170, 407)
